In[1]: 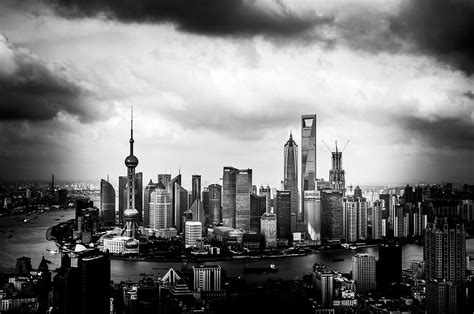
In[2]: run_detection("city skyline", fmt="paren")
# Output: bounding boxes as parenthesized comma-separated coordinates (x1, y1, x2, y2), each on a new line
(1, 1, 474, 187)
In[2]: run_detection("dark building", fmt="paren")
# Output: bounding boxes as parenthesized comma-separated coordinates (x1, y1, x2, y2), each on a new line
(202, 187, 210, 226)
(377, 243, 402, 291)
(53, 251, 111, 314)
(284, 132, 299, 232)
(169, 174, 182, 229)
(118, 175, 128, 226)
(328, 143, 346, 194)
(250, 193, 266, 233)
(424, 217, 466, 312)
(235, 169, 252, 232)
(301, 114, 317, 222)
(76, 198, 93, 222)
(118, 172, 143, 227)
(191, 175, 201, 204)
(208, 184, 222, 225)
(15, 256, 32, 275)
(143, 180, 158, 228)
(320, 190, 343, 240)
(354, 185, 362, 198)
(100, 179, 115, 227)
(222, 166, 238, 228)
(275, 190, 291, 240)
(379, 194, 390, 219)
(404, 184, 413, 204)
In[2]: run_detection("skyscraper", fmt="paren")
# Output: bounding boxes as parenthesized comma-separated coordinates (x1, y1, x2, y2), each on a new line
(424, 217, 466, 312)
(305, 189, 321, 242)
(283, 132, 299, 231)
(191, 175, 201, 204)
(250, 193, 266, 233)
(222, 166, 238, 227)
(275, 190, 291, 240)
(100, 179, 115, 227)
(313, 264, 334, 307)
(343, 196, 367, 242)
(260, 212, 277, 248)
(208, 184, 222, 225)
(149, 181, 172, 229)
(185, 221, 202, 247)
(258, 185, 271, 213)
(320, 190, 343, 240)
(377, 243, 402, 290)
(371, 200, 383, 240)
(143, 180, 158, 228)
(193, 265, 222, 292)
(236, 169, 252, 231)
(301, 114, 317, 220)
(202, 187, 210, 226)
(352, 253, 376, 294)
(122, 108, 140, 239)
(328, 143, 346, 194)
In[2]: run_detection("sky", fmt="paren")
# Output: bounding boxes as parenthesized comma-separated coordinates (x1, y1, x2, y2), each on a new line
(1, 0, 474, 189)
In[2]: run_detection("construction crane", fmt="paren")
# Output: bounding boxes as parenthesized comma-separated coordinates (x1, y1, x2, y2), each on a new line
(322, 140, 350, 153)
(322, 140, 333, 153)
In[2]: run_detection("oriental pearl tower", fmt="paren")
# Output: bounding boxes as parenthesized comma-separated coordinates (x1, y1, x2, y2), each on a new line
(122, 107, 140, 239)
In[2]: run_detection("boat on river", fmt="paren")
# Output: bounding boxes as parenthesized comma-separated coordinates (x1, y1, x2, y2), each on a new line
(243, 263, 278, 274)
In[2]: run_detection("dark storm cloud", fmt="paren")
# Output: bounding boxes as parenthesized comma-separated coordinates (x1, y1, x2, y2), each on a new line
(51, 0, 332, 38)
(402, 116, 474, 150)
(0, 34, 111, 122)
(390, 0, 474, 74)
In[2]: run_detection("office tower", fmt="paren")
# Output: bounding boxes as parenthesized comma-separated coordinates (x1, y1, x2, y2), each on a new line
(235, 169, 252, 231)
(208, 184, 222, 224)
(189, 197, 204, 228)
(53, 251, 110, 314)
(192, 175, 201, 204)
(284, 132, 299, 231)
(222, 166, 238, 227)
(343, 196, 367, 242)
(178, 186, 189, 233)
(251, 185, 258, 195)
(143, 180, 158, 228)
(404, 184, 413, 203)
(353, 185, 362, 198)
(426, 280, 458, 314)
(185, 221, 202, 247)
(301, 114, 317, 222)
(394, 205, 408, 238)
(157, 174, 171, 188)
(15, 257, 32, 275)
(169, 174, 181, 226)
(424, 218, 466, 311)
(388, 195, 398, 233)
(260, 212, 277, 248)
(377, 243, 402, 290)
(100, 179, 115, 226)
(275, 190, 291, 240)
(122, 109, 140, 239)
(192, 265, 221, 291)
(259, 185, 271, 213)
(250, 193, 266, 233)
(202, 187, 210, 225)
(352, 253, 376, 294)
(328, 143, 346, 194)
(75, 198, 93, 222)
(149, 181, 172, 229)
(313, 264, 334, 307)
(118, 176, 128, 225)
(371, 200, 383, 240)
(321, 190, 343, 240)
(305, 191, 321, 242)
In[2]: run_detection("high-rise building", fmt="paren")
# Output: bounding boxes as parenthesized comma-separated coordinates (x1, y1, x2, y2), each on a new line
(328, 143, 346, 194)
(258, 185, 271, 213)
(353, 185, 362, 198)
(185, 221, 202, 247)
(313, 264, 333, 307)
(275, 190, 291, 240)
(222, 167, 238, 227)
(143, 180, 158, 228)
(208, 184, 222, 225)
(371, 200, 383, 240)
(393, 204, 408, 238)
(352, 253, 376, 294)
(377, 243, 402, 290)
(425, 280, 458, 314)
(118, 176, 128, 226)
(284, 132, 299, 231)
(305, 190, 321, 242)
(235, 169, 252, 231)
(15, 257, 32, 275)
(100, 179, 115, 227)
(321, 190, 343, 240)
(157, 174, 171, 188)
(424, 217, 466, 312)
(301, 114, 317, 222)
(260, 212, 277, 248)
(149, 181, 172, 229)
(250, 193, 266, 233)
(122, 109, 140, 240)
(191, 175, 201, 204)
(192, 265, 221, 291)
(169, 174, 182, 227)
(202, 187, 210, 226)
(343, 196, 367, 242)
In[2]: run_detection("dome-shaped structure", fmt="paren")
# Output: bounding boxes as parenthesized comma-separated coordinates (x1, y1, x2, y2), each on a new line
(125, 154, 139, 168)
(125, 238, 139, 249)
(157, 180, 166, 190)
(124, 208, 139, 219)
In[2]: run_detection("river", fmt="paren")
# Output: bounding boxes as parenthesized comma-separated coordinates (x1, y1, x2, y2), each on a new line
(1, 207, 473, 284)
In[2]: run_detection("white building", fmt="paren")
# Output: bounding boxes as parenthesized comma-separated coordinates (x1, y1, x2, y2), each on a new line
(352, 253, 376, 294)
(185, 221, 202, 248)
(193, 265, 221, 291)
(260, 212, 277, 248)
(149, 183, 172, 229)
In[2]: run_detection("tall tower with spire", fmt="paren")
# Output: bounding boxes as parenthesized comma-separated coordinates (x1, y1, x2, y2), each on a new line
(122, 107, 140, 239)
(329, 142, 346, 195)
(283, 131, 299, 232)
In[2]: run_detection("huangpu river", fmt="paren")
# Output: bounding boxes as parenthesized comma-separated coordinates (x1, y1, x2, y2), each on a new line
(2, 206, 473, 284)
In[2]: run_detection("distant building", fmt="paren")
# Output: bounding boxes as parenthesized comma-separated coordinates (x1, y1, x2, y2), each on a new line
(321, 190, 343, 240)
(202, 187, 210, 226)
(284, 132, 299, 232)
(343, 196, 367, 242)
(143, 180, 158, 228)
(305, 190, 321, 242)
(328, 143, 346, 194)
(222, 166, 238, 227)
(260, 212, 277, 248)
(15, 257, 32, 276)
(235, 169, 252, 232)
(301, 114, 317, 213)
(192, 265, 221, 291)
(208, 184, 222, 225)
(149, 181, 172, 229)
(100, 179, 115, 227)
(393, 204, 408, 238)
(353, 186, 362, 198)
(259, 185, 272, 214)
(250, 193, 266, 233)
(275, 190, 291, 240)
(352, 253, 376, 294)
(185, 221, 202, 248)
(191, 175, 201, 204)
(371, 200, 383, 240)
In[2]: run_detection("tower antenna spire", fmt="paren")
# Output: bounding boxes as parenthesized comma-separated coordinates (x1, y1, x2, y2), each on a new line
(129, 105, 134, 155)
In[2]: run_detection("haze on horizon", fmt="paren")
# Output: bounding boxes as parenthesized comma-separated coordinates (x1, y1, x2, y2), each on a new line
(1, 0, 473, 188)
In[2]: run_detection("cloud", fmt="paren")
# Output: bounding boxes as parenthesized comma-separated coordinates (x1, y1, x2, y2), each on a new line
(0, 33, 113, 122)
(51, 0, 333, 40)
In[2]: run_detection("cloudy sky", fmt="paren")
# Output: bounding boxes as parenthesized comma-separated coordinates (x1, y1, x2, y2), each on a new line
(1, 0, 473, 189)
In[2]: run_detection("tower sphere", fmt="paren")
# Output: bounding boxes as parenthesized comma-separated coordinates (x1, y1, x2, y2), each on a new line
(125, 155, 139, 168)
